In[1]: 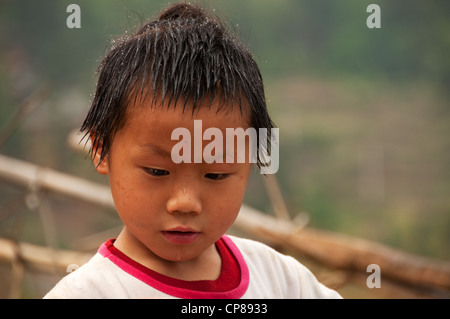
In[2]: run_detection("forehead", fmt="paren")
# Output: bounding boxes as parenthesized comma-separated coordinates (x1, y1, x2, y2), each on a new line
(111, 96, 256, 165)
(124, 95, 251, 131)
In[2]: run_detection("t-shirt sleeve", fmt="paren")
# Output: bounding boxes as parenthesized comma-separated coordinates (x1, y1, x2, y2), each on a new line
(290, 257, 342, 298)
(229, 236, 342, 299)
(264, 248, 342, 298)
(43, 254, 115, 299)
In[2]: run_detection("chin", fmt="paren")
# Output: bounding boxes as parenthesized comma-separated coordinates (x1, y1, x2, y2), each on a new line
(160, 249, 199, 262)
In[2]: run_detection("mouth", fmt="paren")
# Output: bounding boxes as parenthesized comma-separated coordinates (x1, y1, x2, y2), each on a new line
(161, 228, 201, 245)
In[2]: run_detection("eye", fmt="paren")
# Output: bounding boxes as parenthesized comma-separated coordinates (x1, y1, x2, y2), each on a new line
(205, 173, 229, 181)
(145, 168, 170, 177)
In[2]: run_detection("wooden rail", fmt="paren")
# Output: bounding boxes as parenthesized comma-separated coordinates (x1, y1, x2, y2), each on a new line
(1, 154, 449, 293)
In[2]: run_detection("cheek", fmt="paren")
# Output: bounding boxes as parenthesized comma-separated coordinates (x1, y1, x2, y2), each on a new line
(207, 204, 237, 237)
(109, 173, 157, 219)
(111, 173, 134, 201)
(110, 178, 137, 220)
(208, 180, 248, 226)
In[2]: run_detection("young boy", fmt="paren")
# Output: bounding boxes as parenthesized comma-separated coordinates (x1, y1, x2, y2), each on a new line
(44, 3, 341, 299)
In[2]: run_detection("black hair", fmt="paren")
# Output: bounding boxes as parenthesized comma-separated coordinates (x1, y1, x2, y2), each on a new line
(81, 2, 274, 166)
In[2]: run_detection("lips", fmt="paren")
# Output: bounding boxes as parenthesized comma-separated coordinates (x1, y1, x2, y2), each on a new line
(161, 227, 200, 245)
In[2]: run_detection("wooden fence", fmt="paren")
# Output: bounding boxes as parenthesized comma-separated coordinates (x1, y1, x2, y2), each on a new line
(1, 154, 450, 298)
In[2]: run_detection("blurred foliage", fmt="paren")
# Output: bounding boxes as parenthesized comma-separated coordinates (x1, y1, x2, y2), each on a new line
(1, 0, 450, 88)
(0, 0, 449, 262)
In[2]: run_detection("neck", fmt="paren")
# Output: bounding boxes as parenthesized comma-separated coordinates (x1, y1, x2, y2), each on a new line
(113, 227, 222, 281)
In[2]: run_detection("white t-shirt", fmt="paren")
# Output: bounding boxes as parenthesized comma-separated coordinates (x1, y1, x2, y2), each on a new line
(44, 235, 341, 299)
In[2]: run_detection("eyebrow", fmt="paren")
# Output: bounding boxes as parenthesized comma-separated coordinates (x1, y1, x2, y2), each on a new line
(139, 144, 172, 158)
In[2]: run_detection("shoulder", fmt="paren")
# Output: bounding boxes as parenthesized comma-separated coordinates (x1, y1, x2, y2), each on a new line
(225, 235, 342, 299)
(226, 234, 282, 255)
(225, 234, 298, 269)
(43, 253, 122, 299)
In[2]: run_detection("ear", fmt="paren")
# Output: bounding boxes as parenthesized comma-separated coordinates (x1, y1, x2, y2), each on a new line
(90, 136, 109, 175)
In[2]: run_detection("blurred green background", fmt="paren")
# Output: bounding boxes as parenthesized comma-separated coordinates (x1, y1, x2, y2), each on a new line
(0, 0, 449, 297)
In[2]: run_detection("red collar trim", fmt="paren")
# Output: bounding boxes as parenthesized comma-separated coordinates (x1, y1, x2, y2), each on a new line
(98, 235, 249, 299)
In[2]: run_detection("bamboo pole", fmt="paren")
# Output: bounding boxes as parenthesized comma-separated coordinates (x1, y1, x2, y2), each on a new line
(262, 174, 291, 220)
(236, 206, 450, 292)
(0, 154, 113, 209)
(0, 154, 449, 292)
(0, 238, 92, 274)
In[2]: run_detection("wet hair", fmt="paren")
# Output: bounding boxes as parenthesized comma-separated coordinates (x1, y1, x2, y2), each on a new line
(81, 2, 274, 166)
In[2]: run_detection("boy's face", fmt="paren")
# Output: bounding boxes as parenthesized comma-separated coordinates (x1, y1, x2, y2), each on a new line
(93, 99, 251, 263)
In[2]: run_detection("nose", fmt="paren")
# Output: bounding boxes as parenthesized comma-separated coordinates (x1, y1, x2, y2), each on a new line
(166, 184, 202, 215)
